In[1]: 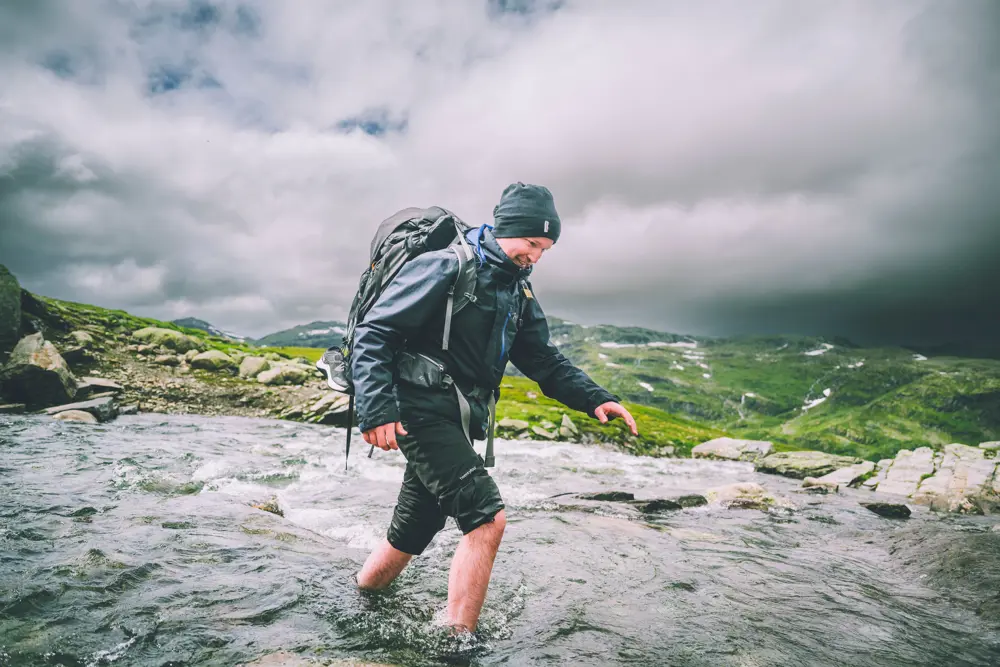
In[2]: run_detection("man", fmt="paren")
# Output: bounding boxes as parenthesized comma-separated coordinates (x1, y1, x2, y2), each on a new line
(350, 182, 638, 633)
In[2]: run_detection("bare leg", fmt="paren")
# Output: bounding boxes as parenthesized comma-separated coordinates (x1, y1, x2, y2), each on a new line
(356, 540, 413, 590)
(446, 509, 507, 631)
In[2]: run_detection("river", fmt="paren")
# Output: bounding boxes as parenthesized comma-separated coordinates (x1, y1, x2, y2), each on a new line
(2, 414, 999, 666)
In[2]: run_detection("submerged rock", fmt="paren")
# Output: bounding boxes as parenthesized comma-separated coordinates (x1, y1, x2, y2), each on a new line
(756, 451, 861, 479)
(0, 333, 77, 406)
(693, 437, 774, 462)
(706, 482, 783, 510)
(861, 502, 911, 519)
(53, 409, 98, 424)
(577, 491, 635, 502)
(44, 394, 119, 423)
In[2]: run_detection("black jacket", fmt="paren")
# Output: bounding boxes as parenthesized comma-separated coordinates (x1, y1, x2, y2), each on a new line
(351, 227, 618, 432)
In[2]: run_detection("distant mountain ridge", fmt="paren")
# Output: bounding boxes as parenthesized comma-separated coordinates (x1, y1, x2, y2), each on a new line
(254, 320, 347, 349)
(171, 317, 246, 342)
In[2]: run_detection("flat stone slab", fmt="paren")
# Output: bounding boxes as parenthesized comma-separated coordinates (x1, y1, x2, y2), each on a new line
(43, 394, 118, 423)
(756, 451, 861, 479)
(913, 444, 998, 512)
(809, 460, 876, 488)
(876, 447, 936, 497)
(693, 437, 774, 462)
(0, 403, 26, 414)
(77, 377, 124, 397)
(980, 441, 1000, 452)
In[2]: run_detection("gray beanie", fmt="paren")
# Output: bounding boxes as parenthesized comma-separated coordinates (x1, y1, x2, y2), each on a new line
(492, 182, 561, 243)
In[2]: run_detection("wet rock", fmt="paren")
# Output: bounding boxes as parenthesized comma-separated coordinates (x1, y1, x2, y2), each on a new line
(238, 652, 397, 667)
(257, 365, 309, 386)
(801, 478, 839, 493)
(0, 333, 78, 406)
(706, 482, 781, 510)
(861, 502, 911, 519)
(251, 497, 284, 517)
(693, 437, 774, 462)
(912, 444, 999, 513)
(559, 413, 579, 438)
(239, 356, 270, 379)
(303, 391, 352, 426)
(0, 265, 20, 365)
(76, 376, 124, 398)
(675, 494, 708, 507)
(875, 447, 936, 497)
(131, 327, 203, 353)
(497, 418, 530, 433)
(119, 404, 139, 416)
(577, 491, 635, 501)
(631, 498, 683, 513)
(154, 354, 181, 366)
(0, 403, 26, 413)
(44, 394, 118, 423)
(190, 350, 237, 371)
(756, 451, 861, 479)
(53, 409, 98, 424)
(805, 460, 876, 490)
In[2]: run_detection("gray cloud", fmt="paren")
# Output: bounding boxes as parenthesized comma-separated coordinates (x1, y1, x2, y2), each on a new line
(1, 0, 998, 353)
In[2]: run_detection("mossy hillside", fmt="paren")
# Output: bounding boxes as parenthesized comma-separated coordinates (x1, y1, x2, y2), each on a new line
(495, 376, 725, 456)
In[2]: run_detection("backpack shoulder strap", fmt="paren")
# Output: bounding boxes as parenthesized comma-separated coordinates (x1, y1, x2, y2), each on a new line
(442, 239, 475, 351)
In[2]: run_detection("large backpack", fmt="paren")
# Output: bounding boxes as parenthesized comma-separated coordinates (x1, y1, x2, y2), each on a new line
(316, 206, 479, 465)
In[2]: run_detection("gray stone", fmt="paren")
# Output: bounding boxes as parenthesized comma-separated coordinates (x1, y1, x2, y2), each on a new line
(239, 356, 270, 379)
(808, 460, 876, 488)
(497, 418, 530, 432)
(131, 327, 203, 353)
(876, 447, 936, 497)
(531, 425, 558, 440)
(154, 354, 181, 366)
(76, 377, 124, 398)
(0, 403, 26, 414)
(44, 394, 118, 423)
(706, 482, 781, 510)
(913, 444, 998, 513)
(577, 491, 635, 501)
(190, 350, 237, 371)
(0, 265, 20, 365)
(257, 365, 309, 385)
(184, 349, 200, 362)
(861, 502, 911, 519)
(559, 413, 579, 439)
(979, 441, 1000, 452)
(863, 458, 894, 489)
(802, 477, 839, 493)
(0, 333, 77, 406)
(693, 437, 774, 462)
(53, 409, 98, 424)
(69, 331, 95, 347)
(756, 451, 861, 479)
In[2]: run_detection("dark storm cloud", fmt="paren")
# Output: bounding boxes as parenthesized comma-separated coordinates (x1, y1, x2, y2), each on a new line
(0, 0, 997, 353)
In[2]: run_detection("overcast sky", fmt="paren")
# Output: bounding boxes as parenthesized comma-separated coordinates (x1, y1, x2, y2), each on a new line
(1, 1, 998, 350)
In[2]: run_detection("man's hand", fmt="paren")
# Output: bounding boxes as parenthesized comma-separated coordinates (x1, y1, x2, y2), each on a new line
(594, 402, 638, 436)
(363, 421, 408, 451)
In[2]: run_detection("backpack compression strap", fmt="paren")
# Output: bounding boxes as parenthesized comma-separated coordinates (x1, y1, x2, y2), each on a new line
(443, 230, 475, 351)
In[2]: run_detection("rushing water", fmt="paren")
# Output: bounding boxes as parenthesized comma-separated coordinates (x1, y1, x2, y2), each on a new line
(1, 413, 999, 666)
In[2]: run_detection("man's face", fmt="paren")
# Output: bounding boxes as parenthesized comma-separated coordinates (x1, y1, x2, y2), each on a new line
(494, 236, 555, 268)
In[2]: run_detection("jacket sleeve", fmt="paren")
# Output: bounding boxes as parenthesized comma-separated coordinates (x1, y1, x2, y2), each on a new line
(351, 251, 459, 431)
(508, 292, 620, 417)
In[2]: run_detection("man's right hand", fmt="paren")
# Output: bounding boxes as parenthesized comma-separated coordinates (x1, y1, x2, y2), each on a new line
(363, 421, 408, 451)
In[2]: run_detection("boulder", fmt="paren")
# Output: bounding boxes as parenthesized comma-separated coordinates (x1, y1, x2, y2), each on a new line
(874, 447, 936, 497)
(861, 502, 911, 519)
(559, 413, 579, 439)
(496, 418, 530, 433)
(756, 451, 861, 479)
(0, 333, 77, 406)
(706, 482, 781, 510)
(693, 437, 774, 462)
(0, 265, 20, 365)
(239, 356, 271, 379)
(69, 330, 95, 347)
(184, 349, 200, 362)
(60, 346, 95, 366)
(257, 365, 309, 386)
(44, 394, 118, 423)
(190, 350, 237, 371)
(53, 409, 98, 424)
(912, 444, 998, 513)
(801, 478, 840, 493)
(0, 403, 26, 414)
(154, 354, 181, 366)
(305, 391, 352, 426)
(131, 327, 203, 353)
(804, 460, 876, 490)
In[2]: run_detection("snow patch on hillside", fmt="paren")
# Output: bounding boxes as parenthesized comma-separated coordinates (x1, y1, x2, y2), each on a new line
(804, 343, 834, 356)
(638, 382, 654, 392)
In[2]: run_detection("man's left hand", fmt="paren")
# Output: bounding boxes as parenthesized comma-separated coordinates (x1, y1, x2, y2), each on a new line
(594, 402, 638, 436)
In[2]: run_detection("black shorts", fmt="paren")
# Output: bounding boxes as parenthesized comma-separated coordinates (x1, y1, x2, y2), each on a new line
(385, 385, 504, 556)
